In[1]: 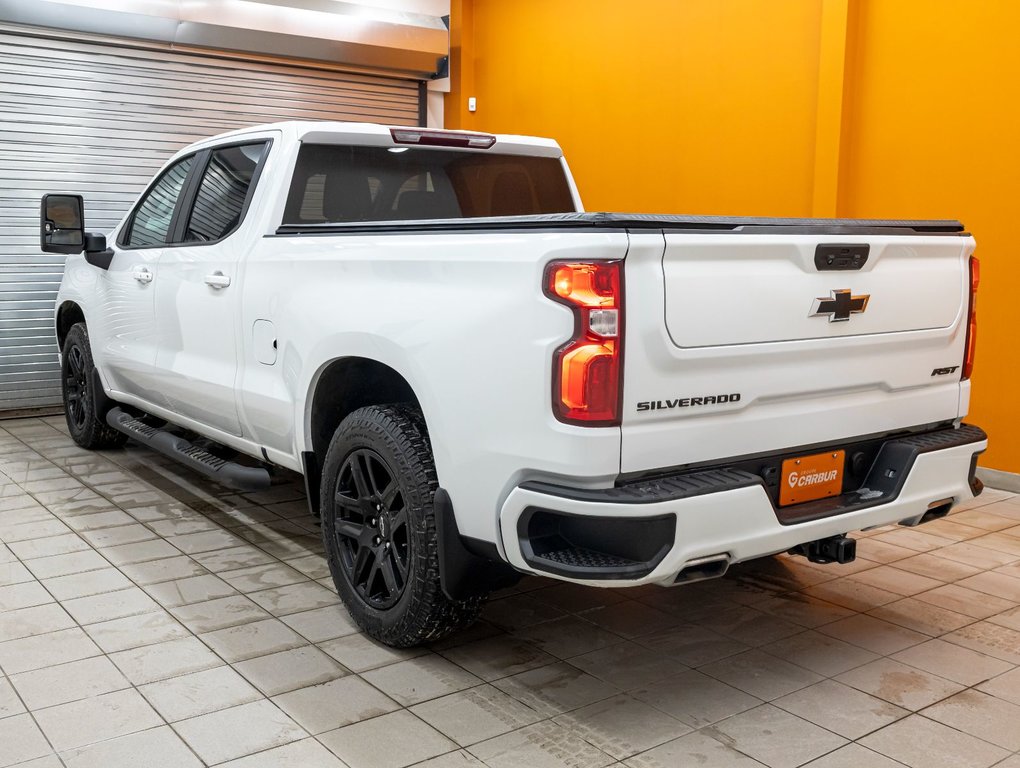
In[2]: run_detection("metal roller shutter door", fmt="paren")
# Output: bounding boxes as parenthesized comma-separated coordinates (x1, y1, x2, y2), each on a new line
(0, 29, 421, 412)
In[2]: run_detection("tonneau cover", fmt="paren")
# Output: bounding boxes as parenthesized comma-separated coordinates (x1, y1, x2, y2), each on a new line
(277, 212, 966, 236)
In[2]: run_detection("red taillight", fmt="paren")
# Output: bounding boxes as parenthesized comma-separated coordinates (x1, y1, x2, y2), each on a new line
(544, 261, 623, 425)
(963, 255, 979, 380)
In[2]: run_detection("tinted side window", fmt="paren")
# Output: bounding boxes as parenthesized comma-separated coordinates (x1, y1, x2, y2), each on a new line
(124, 155, 194, 247)
(282, 145, 575, 224)
(184, 143, 267, 243)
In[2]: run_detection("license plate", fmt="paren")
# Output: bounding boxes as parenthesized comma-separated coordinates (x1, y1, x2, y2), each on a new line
(779, 450, 845, 506)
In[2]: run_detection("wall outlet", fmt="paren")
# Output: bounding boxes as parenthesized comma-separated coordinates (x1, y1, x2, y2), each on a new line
(468, 96, 477, 112)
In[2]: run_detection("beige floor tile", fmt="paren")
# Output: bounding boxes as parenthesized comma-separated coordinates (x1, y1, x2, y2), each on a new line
(891, 638, 1013, 685)
(412, 684, 542, 747)
(247, 581, 340, 616)
(63, 587, 160, 625)
(800, 742, 913, 768)
(144, 573, 237, 608)
(0, 713, 53, 767)
(0, 627, 101, 674)
(0, 581, 53, 612)
(923, 689, 1020, 751)
(362, 654, 482, 706)
(320, 709, 457, 768)
(468, 720, 614, 768)
(23, 550, 109, 579)
(146, 517, 221, 537)
(34, 688, 163, 752)
(168, 529, 248, 555)
(567, 641, 688, 690)
(100, 539, 180, 565)
(944, 621, 1020, 663)
(860, 713, 1008, 768)
(80, 523, 157, 549)
(633, 668, 760, 728)
(62, 510, 136, 532)
(234, 645, 347, 696)
(272, 675, 399, 734)
(170, 594, 271, 633)
(773, 679, 907, 739)
(848, 565, 943, 596)
(699, 649, 822, 701)
(933, 541, 1018, 569)
(279, 604, 360, 643)
(119, 556, 209, 585)
(109, 636, 222, 685)
(817, 614, 927, 655)
(83, 610, 190, 653)
(408, 750, 486, 768)
(0, 677, 26, 718)
(802, 579, 901, 613)
(867, 596, 974, 636)
(0, 603, 76, 643)
(576, 601, 679, 639)
(200, 618, 307, 662)
(10, 655, 130, 710)
(958, 570, 1020, 601)
(705, 704, 847, 768)
(836, 657, 963, 711)
(762, 629, 879, 677)
(139, 665, 262, 721)
(976, 666, 1020, 705)
(622, 730, 767, 768)
(191, 545, 276, 573)
(438, 634, 556, 682)
(637, 623, 750, 667)
(553, 693, 690, 760)
(754, 594, 855, 628)
(60, 725, 203, 768)
(481, 593, 567, 631)
(318, 632, 426, 672)
(42, 568, 132, 601)
(173, 698, 306, 765)
(894, 552, 982, 581)
(494, 661, 620, 718)
(220, 562, 308, 592)
(0, 560, 35, 587)
(916, 584, 1017, 619)
(218, 738, 348, 768)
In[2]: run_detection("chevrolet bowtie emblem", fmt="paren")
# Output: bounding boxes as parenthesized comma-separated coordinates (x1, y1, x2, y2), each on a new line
(810, 289, 870, 322)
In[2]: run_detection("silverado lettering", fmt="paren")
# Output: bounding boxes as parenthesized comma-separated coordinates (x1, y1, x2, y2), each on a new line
(637, 394, 741, 411)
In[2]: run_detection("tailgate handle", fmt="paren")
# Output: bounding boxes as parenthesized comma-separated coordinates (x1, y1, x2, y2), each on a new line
(815, 244, 869, 271)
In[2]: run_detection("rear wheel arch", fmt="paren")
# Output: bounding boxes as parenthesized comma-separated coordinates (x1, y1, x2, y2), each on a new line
(307, 356, 424, 469)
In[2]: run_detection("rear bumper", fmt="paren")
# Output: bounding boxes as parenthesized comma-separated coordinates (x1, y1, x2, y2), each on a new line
(498, 424, 987, 587)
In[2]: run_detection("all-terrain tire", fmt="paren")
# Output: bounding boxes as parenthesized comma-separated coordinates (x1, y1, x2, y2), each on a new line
(61, 323, 127, 450)
(320, 404, 482, 647)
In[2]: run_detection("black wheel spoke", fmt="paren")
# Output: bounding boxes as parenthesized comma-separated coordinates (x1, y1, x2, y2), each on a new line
(379, 556, 400, 594)
(381, 480, 400, 507)
(390, 507, 408, 533)
(390, 547, 408, 578)
(334, 518, 364, 541)
(349, 453, 371, 497)
(351, 543, 373, 583)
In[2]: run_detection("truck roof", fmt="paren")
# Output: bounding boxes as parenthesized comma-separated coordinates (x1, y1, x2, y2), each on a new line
(177, 121, 564, 158)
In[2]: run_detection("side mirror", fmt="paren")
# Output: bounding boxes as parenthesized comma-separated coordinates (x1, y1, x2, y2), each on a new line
(41, 194, 85, 254)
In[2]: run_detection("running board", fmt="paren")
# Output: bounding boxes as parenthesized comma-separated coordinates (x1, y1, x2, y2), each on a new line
(106, 407, 271, 491)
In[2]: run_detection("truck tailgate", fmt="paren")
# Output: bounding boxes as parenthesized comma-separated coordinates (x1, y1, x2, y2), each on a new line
(620, 219, 974, 475)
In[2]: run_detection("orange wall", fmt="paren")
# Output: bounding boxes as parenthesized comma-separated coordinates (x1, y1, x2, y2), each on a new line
(837, 1, 1020, 473)
(447, 0, 1020, 472)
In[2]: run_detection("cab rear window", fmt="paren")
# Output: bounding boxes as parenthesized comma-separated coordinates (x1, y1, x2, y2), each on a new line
(282, 144, 575, 224)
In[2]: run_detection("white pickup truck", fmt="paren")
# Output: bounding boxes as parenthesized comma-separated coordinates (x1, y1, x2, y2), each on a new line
(41, 121, 987, 647)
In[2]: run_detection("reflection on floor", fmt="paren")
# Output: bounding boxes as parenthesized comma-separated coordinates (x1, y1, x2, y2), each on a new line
(1, 416, 1019, 768)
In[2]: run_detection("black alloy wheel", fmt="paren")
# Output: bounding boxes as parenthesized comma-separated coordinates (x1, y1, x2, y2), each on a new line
(319, 404, 483, 647)
(60, 323, 127, 450)
(333, 448, 409, 609)
(64, 343, 89, 432)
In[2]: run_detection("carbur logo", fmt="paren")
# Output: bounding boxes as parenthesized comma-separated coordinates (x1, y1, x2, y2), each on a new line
(787, 468, 838, 489)
(637, 393, 741, 412)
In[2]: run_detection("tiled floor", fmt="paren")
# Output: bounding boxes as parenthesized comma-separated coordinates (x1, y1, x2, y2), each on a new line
(1, 416, 1019, 768)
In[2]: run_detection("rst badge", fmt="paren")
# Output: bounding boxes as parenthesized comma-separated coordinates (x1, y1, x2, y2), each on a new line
(810, 289, 870, 322)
